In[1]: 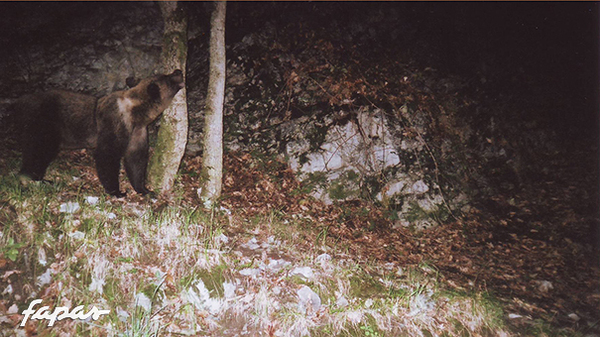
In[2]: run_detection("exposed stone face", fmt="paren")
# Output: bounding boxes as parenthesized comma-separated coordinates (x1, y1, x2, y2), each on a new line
(280, 108, 453, 227)
(0, 3, 167, 98)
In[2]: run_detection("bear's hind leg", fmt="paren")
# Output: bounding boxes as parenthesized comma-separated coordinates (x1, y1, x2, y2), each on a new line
(19, 114, 61, 181)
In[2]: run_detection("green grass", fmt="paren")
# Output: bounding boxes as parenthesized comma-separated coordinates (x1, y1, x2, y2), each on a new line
(0, 154, 576, 337)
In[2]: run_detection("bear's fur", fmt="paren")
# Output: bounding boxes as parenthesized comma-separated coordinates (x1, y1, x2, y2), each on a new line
(17, 69, 184, 197)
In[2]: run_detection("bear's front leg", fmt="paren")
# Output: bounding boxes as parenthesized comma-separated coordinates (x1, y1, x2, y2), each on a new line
(124, 126, 152, 196)
(94, 132, 126, 197)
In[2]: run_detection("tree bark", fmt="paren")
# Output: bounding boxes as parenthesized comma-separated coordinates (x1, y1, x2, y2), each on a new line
(148, 1, 189, 194)
(199, 1, 226, 206)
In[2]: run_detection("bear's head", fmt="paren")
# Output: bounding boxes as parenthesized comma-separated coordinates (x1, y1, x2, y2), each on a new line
(145, 69, 185, 103)
(124, 69, 185, 125)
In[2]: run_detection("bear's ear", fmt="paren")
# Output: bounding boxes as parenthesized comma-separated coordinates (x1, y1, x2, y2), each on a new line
(126, 76, 141, 88)
(147, 83, 161, 101)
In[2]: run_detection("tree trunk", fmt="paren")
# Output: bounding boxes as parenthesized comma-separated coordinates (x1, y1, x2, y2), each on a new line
(147, 1, 189, 194)
(199, 1, 226, 206)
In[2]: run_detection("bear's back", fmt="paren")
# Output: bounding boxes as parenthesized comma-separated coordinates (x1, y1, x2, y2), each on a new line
(17, 90, 99, 149)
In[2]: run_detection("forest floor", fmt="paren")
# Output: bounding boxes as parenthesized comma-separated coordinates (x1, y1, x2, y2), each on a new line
(0, 138, 598, 336)
(209, 145, 600, 335)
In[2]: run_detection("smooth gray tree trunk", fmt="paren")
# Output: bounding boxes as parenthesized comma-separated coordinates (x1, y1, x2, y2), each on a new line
(148, 1, 189, 194)
(199, 1, 226, 206)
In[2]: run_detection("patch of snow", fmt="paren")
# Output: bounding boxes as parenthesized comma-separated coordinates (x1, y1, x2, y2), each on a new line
(38, 248, 47, 266)
(315, 253, 331, 263)
(297, 285, 321, 314)
(346, 310, 363, 323)
(290, 266, 314, 280)
(134, 292, 152, 311)
(2, 284, 13, 295)
(7, 304, 18, 314)
(89, 277, 105, 294)
(242, 237, 261, 250)
(89, 256, 109, 294)
(240, 268, 260, 277)
(267, 258, 291, 273)
(223, 282, 236, 299)
(59, 202, 80, 213)
(181, 280, 222, 315)
(216, 233, 229, 244)
(336, 295, 349, 308)
(86, 196, 99, 205)
(68, 231, 85, 240)
(36, 268, 53, 286)
(117, 308, 129, 322)
(408, 292, 435, 316)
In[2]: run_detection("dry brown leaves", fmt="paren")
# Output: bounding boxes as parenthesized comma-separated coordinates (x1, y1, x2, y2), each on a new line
(181, 150, 600, 332)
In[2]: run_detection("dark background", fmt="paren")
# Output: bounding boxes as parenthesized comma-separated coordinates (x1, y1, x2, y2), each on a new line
(1, 2, 598, 142)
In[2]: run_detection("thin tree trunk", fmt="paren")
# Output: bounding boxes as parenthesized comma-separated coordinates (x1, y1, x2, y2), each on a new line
(148, 1, 189, 194)
(199, 1, 226, 206)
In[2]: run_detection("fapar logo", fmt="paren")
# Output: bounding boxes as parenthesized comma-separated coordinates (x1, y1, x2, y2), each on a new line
(20, 299, 110, 327)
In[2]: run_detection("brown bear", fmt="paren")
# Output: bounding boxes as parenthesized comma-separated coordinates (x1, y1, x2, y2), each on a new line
(16, 69, 185, 197)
